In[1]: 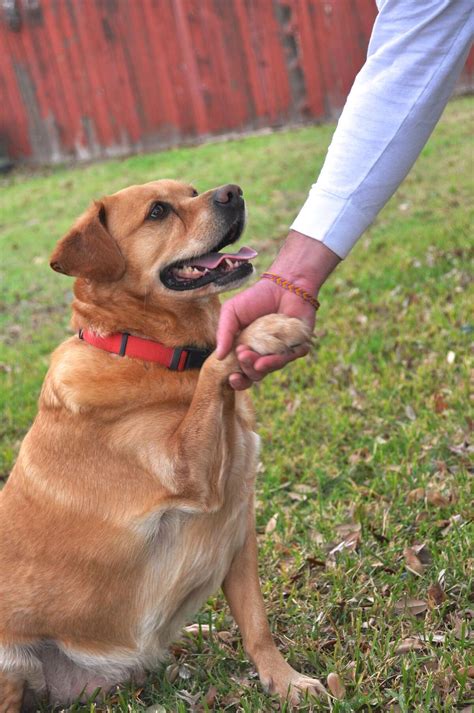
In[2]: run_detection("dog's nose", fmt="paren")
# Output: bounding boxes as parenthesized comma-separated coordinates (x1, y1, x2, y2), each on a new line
(213, 184, 243, 206)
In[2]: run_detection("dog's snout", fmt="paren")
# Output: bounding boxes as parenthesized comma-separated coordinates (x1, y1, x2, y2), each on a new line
(213, 184, 243, 207)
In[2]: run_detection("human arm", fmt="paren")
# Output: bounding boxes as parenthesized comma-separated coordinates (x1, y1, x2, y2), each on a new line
(217, 0, 473, 388)
(291, 0, 474, 257)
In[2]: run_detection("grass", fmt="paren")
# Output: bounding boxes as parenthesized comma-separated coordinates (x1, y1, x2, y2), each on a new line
(0, 97, 473, 712)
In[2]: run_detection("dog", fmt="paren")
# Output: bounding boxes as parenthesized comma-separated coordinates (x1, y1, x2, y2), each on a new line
(0, 179, 324, 710)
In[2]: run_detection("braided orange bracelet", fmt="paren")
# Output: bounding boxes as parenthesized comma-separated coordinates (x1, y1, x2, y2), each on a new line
(261, 272, 320, 310)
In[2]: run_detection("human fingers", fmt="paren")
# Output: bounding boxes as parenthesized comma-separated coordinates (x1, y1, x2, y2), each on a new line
(217, 281, 284, 360)
(228, 372, 253, 390)
(235, 348, 266, 383)
(252, 343, 309, 374)
(229, 344, 309, 390)
(216, 300, 242, 359)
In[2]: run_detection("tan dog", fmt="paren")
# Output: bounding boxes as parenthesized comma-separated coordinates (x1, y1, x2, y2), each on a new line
(0, 180, 323, 710)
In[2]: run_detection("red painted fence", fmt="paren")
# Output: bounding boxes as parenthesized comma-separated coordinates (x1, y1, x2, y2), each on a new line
(0, 0, 472, 165)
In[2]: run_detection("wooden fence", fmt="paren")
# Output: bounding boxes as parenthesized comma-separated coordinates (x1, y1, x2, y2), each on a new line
(0, 0, 472, 165)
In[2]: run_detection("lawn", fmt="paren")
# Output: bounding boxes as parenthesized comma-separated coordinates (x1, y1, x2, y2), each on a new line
(0, 97, 472, 712)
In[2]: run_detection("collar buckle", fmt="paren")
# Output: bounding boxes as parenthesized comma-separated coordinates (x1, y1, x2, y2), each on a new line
(169, 345, 212, 371)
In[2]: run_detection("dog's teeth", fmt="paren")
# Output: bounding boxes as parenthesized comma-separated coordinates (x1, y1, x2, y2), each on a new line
(173, 263, 206, 281)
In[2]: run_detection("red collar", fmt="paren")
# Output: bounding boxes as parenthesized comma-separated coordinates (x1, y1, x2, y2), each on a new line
(78, 329, 212, 371)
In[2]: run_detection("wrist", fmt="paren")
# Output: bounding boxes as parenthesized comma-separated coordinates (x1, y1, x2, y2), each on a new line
(269, 230, 341, 295)
(260, 272, 320, 311)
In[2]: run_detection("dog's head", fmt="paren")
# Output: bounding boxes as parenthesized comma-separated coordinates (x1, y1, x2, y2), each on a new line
(50, 179, 256, 299)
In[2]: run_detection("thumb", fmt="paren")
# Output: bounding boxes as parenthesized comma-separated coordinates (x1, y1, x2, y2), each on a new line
(216, 301, 241, 359)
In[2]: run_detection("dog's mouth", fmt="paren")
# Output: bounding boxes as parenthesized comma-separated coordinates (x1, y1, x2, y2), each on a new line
(160, 219, 257, 291)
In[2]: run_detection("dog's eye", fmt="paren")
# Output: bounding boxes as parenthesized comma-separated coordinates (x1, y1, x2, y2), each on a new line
(148, 202, 169, 220)
(191, 189, 198, 197)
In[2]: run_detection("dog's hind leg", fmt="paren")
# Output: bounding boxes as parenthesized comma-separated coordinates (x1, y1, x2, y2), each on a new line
(0, 641, 44, 713)
(0, 672, 24, 713)
(223, 503, 327, 707)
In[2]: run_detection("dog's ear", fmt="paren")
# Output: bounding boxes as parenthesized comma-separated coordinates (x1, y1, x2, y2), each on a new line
(50, 201, 126, 282)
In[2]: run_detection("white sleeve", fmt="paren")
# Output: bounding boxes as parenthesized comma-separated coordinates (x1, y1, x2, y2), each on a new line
(291, 0, 473, 258)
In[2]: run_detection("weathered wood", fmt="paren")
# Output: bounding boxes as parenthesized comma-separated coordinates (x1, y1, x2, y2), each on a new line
(0, 0, 471, 165)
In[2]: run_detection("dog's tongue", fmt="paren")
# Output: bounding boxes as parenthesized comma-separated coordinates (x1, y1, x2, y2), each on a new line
(192, 246, 257, 269)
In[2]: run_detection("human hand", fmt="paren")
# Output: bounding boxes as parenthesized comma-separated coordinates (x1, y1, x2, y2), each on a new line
(216, 278, 316, 389)
(216, 230, 340, 389)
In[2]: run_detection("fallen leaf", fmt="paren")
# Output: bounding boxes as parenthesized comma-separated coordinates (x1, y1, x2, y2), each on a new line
(265, 513, 278, 534)
(329, 528, 361, 557)
(335, 522, 362, 538)
(394, 597, 428, 616)
(420, 633, 446, 643)
(395, 637, 425, 654)
(437, 568, 446, 587)
(292, 483, 313, 494)
(205, 685, 218, 706)
(319, 638, 338, 650)
(411, 543, 432, 564)
(426, 489, 450, 507)
(347, 661, 357, 681)
(421, 659, 440, 674)
(327, 672, 345, 699)
(433, 393, 448, 413)
(217, 630, 234, 642)
(415, 511, 430, 524)
(178, 663, 192, 680)
(349, 447, 371, 465)
(220, 695, 241, 707)
(343, 530, 361, 552)
(407, 487, 425, 503)
(440, 513, 463, 535)
(451, 614, 465, 639)
(446, 350, 455, 364)
(405, 404, 417, 421)
(427, 582, 447, 608)
(169, 644, 189, 656)
(403, 546, 425, 576)
(449, 440, 473, 456)
(288, 491, 307, 502)
(165, 663, 179, 683)
(458, 665, 474, 678)
(177, 690, 201, 706)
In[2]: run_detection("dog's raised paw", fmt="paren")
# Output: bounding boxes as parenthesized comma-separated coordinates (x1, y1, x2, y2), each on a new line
(238, 314, 311, 356)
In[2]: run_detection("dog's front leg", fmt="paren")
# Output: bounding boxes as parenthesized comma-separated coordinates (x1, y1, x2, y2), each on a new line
(223, 506, 327, 706)
(159, 315, 311, 512)
(162, 350, 240, 512)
